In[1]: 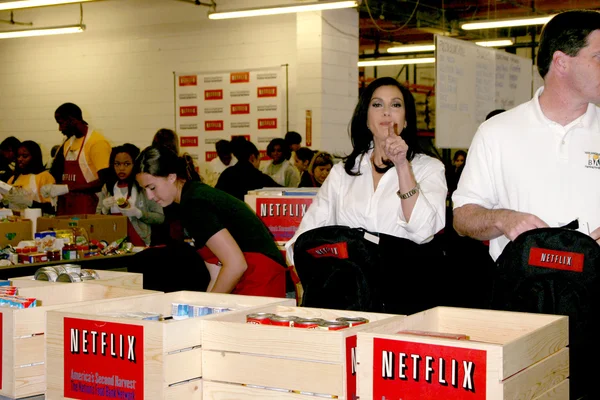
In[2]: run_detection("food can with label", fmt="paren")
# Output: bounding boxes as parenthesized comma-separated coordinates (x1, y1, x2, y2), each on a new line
(269, 315, 297, 327)
(335, 317, 369, 327)
(318, 320, 350, 331)
(246, 312, 274, 325)
(56, 272, 83, 283)
(293, 318, 324, 329)
(80, 269, 99, 280)
(189, 305, 213, 317)
(34, 269, 58, 282)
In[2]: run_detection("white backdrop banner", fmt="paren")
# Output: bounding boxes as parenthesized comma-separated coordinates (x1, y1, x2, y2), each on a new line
(175, 66, 286, 162)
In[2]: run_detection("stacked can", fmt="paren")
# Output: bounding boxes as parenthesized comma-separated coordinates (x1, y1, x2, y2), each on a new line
(245, 313, 369, 330)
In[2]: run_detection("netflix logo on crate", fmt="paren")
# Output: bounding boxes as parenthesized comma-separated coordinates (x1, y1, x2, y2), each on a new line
(257, 86, 277, 97)
(373, 338, 486, 400)
(258, 118, 277, 129)
(230, 104, 250, 115)
(179, 106, 198, 117)
(205, 151, 218, 162)
(256, 197, 313, 241)
(205, 120, 224, 131)
(178, 75, 197, 86)
(204, 89, 224, 101)
(230, 72, 250, 83)
(64, 317, 144, 400)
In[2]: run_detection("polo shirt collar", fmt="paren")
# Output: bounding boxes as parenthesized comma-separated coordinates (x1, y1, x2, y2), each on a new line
(532, 86, 600, 132)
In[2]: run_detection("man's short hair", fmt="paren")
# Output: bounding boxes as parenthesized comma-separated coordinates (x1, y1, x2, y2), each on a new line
(537, 10, 600, 78)
(285, 131, 302, 145)
(55, 102, 87, 124)
(215, 140, 232, 156)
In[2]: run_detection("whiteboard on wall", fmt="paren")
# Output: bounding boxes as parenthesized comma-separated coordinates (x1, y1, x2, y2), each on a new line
(174, 66, 287, 163)
(435, 35, 533, 149)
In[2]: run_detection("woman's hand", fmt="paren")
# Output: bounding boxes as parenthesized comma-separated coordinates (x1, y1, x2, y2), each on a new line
(383, 122, 409, 167)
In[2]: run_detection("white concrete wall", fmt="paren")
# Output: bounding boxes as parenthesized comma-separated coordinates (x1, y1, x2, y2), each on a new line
(0, 0, 358, 165)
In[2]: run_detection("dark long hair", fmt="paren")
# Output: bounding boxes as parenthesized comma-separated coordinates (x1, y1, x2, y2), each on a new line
(137, 145, 190, 180)
(344, 77, 425, 176)
(13, 141, 45, 181)
(106, 144, 140, 198)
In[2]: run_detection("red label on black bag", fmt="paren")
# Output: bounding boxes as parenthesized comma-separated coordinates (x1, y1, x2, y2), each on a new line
(306, 242, 349, 259)
(529, 247, 584, 272)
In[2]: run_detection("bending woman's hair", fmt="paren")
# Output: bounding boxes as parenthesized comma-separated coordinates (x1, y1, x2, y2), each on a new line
(137, 145, 191, 180)
(344, 77, 426, 176)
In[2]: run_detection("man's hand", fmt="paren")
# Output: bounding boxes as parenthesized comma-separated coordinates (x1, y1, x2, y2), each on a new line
(497, 210, 549, 241)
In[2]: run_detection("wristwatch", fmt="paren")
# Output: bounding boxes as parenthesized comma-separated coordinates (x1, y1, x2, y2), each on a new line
(397, 184, 420, 200)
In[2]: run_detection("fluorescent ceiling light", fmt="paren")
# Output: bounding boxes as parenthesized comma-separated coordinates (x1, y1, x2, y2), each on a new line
(475, 39, 514, 47)
(387, 44, 435, 54)
(461, 15, 555, 30)
(0, 24, 85, 39)
(208, 0, 359, 20)
(358, 58, 435, 67)
(0, 0, 98, 11)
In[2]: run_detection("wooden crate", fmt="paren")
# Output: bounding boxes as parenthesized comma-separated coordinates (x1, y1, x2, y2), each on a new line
(45, 291, 295, 400)
(201, 304, 405, 400)
(0, 284, 158, 400)
(10, 270, 143, 289)
(357, 307, 569, 400)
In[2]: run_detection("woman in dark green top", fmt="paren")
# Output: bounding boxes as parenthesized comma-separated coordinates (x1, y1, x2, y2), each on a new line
(136, 145, 286, 297)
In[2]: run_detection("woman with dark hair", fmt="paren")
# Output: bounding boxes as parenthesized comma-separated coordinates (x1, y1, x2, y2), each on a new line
(96, 144, 163, 247)
(293, 146, 316, 176)
(0, 136, 21, 183)
(286, 77, 447, 262)
(136, 145, 287, 297)
(261, 138, 300, 187)
(299, 151, 334, 188)
(5, 141, 56, 214)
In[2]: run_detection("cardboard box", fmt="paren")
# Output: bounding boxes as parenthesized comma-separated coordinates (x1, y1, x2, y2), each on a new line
(36, 214, 127, 243)
(0, 219, 32, 246)
(0, 284, 159, 399)
(45, 292, 295, 400)
(357, 307, 569, 400)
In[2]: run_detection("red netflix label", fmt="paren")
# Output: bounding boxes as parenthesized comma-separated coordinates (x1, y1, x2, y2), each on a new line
(206, 151, 218, 162)
(180, 136, 198, 147)
(230, 104, 250, 114)
(205, 120, 224, 131)
(258, 118, 277, 129)
(257, 86, 277, 97)
(204, 89, 223, 100)
(346, 335, 357, 400)
(529, 248, 584, 272)
(257, 198, 314, 241)
(259, 150, 268, 160)
(373, 338, 486, 400)
(178, 75, 197, 86)
(179, 106, 197, 117)
(64, 317, 144, 400)
(230, 72, 250, 83)
(307, 243, 349, 259)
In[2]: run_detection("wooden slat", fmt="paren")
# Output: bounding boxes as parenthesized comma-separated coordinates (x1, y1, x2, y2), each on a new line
(202, 350, 344, 396)
(502, 348, 568, 399)
(14, 335, 44, 366)
(203, 380, 331, 400)
(14, 363, 45, 399)
(164, 347, 202, 385)
(164, 378, 203, 400)
(531, 379, 569, 400)
(0, 310, 15, 399)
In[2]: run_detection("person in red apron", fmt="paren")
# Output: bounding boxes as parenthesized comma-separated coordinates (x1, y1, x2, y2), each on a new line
(97, 144, 164, 247)
(50, 103, 111, 216)
(136, 145, 287, 298)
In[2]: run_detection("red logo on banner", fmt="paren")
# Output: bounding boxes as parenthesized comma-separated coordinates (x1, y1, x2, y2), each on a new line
(179, 106, 198, 117)
(346, 336, 357, 400)
(180, 136, 198, 147)
(529, 248, 584, 272)
(205, 121, 224, 131)
(178, 75, 197, 86)
(259, 150, 269, 160)
(258, 118, 277, 129)
(230, 104, 250, 114)
(204, 89, 223, 100)
(64, 317, 144, 400)
(256, 198, 314, 241)
(257, 86, 277, 97)
(373, 338, 486, 400)
(307, 243, 349, 259)
(230, 72, 250, 83)
(231, 134, 251, 141)
(206, 151, 218, 162)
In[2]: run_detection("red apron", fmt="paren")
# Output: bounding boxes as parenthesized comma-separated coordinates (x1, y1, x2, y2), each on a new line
(197, 246, 286, 298)
(57, 134, 99, 216)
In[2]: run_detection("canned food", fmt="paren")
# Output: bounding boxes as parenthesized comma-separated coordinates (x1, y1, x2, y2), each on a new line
(56, 272, 83, 283)
(189, 305, 213, 317)
(318, 320, 350, 331)
(335, 317, 369, 327)
(211, 307, 231, 314)
(80, 269, 99, 280)
(52, 265, 68, 275)
(34, 269, 58, 282)
(63, 264, 82, 274)
(126, 311, 162, 321)
(269, 315, 297, 327)
(246, 313, 274, 325)
(294, 318, 324, 329)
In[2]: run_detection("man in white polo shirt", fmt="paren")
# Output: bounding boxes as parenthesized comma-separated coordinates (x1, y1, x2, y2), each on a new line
(453, 9, 600, 261)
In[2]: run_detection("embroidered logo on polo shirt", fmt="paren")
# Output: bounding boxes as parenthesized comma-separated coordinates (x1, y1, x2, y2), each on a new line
(306, 243, 349, 259)
(584, 151, 600, 169)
